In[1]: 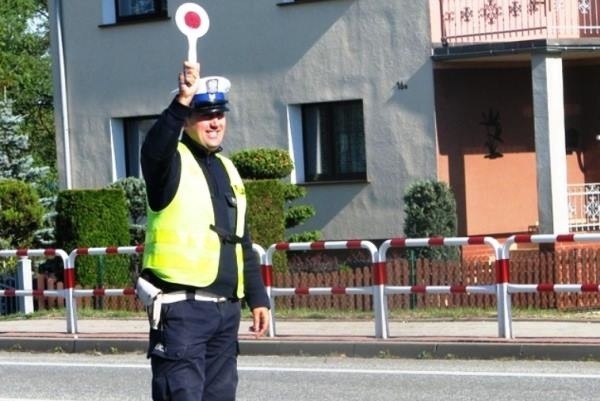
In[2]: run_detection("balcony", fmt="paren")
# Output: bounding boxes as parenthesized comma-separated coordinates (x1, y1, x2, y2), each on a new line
(568, 183, 600, 232)
(431, 0, 600, 45)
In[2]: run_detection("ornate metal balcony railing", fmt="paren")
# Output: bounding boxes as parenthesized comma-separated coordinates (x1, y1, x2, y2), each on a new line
(434, 0, 600, 45)
(568, 183, 600, 232)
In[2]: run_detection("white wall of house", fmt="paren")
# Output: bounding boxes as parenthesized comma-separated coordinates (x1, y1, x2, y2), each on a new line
(49, 0, 438, 241)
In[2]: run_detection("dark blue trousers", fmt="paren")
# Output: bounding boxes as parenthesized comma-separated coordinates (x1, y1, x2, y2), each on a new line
(149, 299, 241, 401)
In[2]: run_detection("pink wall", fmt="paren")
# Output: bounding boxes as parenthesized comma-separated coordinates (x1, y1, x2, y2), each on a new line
(435, 64, 599, 236)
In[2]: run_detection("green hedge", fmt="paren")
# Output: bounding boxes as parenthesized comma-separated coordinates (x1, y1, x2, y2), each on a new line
(244, 179, 286, 270)
(245, 179, 285, 246)
(54, 189, 131, 288)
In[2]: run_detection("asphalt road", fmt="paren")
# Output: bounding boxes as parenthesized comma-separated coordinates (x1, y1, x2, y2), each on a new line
(1, 352, 600, 400)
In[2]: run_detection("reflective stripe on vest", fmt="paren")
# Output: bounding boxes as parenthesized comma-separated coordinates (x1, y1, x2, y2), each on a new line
(142, 143, 246, 298)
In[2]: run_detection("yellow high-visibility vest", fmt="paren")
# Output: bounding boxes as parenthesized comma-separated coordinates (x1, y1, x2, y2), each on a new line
(142, 143, 246, 298)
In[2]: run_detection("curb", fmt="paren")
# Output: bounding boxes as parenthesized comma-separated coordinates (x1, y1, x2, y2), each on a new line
(1, 337, 600, 361)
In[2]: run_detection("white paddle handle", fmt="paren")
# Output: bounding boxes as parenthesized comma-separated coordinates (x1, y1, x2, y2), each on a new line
(187, 35, 198, 63)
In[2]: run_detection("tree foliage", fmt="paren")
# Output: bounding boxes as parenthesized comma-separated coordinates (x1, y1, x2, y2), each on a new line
(0, 0, 55, 169)
(0, 179, 44, 249)
(0, 97, 48, 182)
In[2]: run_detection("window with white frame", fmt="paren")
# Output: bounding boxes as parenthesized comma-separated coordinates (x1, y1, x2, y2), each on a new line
(111, 116, 157, 180)
(289, 100, 366, 183)
(102, 0, 168, 25)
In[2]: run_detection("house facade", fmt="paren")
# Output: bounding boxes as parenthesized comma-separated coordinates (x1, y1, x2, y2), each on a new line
(48, 0, 600, 241)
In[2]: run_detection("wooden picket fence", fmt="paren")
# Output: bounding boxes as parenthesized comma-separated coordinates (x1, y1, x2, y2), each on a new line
(32, 247, 600, 312)
(33, 276, 145, 312)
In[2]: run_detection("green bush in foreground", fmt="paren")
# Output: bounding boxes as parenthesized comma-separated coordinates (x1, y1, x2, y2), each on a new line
(55, 189, 131, 288)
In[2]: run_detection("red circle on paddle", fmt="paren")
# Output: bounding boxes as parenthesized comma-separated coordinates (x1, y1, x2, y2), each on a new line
(185, 11, 201, 29)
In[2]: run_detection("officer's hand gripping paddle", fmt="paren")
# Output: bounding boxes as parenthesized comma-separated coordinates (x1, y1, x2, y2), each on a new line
(175, 3, 210, 63)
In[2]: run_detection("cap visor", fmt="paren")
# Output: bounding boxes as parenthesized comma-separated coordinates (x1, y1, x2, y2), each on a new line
(192, 104, 230, 115)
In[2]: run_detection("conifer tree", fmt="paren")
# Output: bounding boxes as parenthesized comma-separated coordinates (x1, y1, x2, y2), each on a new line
(0, 95, 54, 247)
(0, 95, 48, 182)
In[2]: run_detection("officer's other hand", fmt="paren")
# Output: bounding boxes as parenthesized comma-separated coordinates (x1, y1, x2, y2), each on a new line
(177, 61, 201, 107)
(249, 306, 269, 338)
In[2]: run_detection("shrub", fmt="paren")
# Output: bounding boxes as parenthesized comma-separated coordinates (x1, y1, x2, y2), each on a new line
(107, 177, 147, 245)
(282, 183, 320, 241)
(230, 148, 293, 179)
(0, 179, 43, 249)
(54, 189, 131, 288)
(287, 230, 321, 243)
(285, 205, 316, 228)
(230, 147, 320, 268)
(244, 179, 287, 271)
(403, 179, 458, 260)
(244, 179, 286, 247)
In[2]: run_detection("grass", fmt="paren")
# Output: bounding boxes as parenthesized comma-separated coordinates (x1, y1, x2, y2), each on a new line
(2, 306, 600, 321)
(0, 308, 146, 321)
(257, 307, 600, 321)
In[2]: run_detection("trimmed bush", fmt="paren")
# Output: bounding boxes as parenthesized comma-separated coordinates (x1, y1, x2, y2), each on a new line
(0, 179, 43, 248)
(107, 177, 147, 245)
(403, 180, 458, 260)
(244, 179, 287, 270)
(245, 179, 285, 247)
(285, 205, 316, 228)
(230, 147, 320, 268)
(55, 189, 131, 288)
(230, 148, 293, 179)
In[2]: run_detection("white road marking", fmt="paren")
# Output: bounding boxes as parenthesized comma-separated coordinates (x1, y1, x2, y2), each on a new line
(239, 366, 600, 379)
(0, 361, 598, 379)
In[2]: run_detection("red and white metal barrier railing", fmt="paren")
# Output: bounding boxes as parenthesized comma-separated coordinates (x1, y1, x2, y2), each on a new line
(378, 236, 503, 339)
(68, 244, 266, 334)
(252, 243, 266, 265)
(510, 284, 600, 293)
(67, 245, 144, 333)
(0, 248, 74, 332)
(264, 240, 378, 338)
(0, 289, 61, 297)
(5, 234, 600, 339)
(73, 288, 137, 297)
(500, 233, 600, 339)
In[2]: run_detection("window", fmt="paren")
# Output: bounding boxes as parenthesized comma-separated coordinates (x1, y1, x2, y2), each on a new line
(116, 0, 167, 22)
(102, 0, 168, 25)
(299, 100, 366, 183)
(111, 116, 157, 180)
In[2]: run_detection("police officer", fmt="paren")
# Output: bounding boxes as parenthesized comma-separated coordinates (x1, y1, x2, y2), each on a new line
(140, 61, 270, 401)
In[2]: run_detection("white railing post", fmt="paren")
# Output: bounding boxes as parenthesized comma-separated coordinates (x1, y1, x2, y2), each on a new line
(16, 257, 33, 314)
(495, 251, 513, 339)
(374, 246, 389, 339)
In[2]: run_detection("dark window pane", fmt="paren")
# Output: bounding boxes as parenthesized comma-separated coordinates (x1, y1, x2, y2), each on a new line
(124, 117, 156, 177)
(116, 0, 167, 21)
(301, 100, 366, 182)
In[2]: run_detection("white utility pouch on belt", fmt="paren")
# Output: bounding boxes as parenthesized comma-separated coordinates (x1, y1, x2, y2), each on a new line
(136, 277, 163, 330)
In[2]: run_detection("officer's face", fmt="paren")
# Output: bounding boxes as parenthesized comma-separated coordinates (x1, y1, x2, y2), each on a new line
(184, 111, 227, 151)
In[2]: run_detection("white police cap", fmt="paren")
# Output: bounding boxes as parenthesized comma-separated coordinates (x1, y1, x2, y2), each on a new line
(190, 76, 231, 114)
